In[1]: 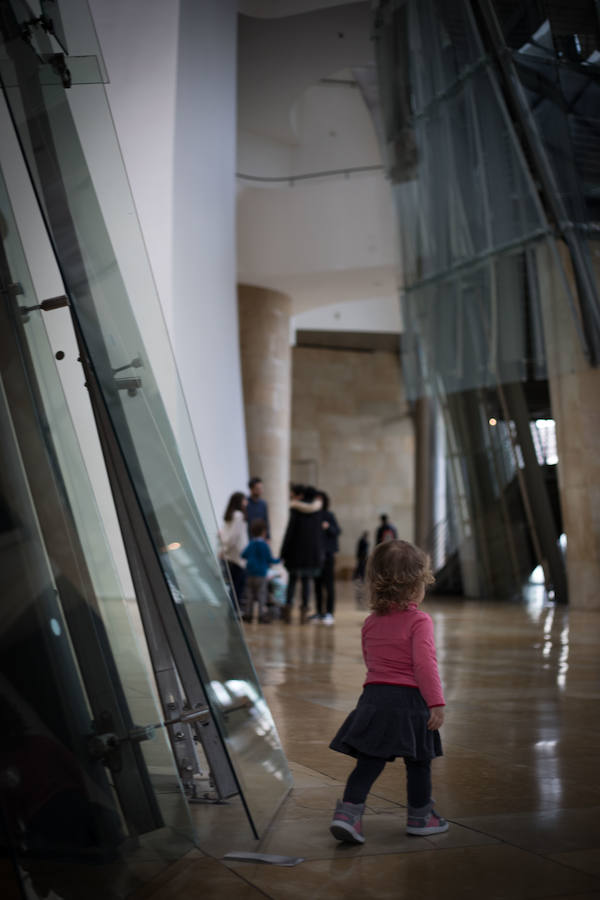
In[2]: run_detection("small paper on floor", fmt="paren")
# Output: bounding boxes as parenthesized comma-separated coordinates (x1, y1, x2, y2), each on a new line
(223, 851, 304, 866)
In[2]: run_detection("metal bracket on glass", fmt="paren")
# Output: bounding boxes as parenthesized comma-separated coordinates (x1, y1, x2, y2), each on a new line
(114, 376, 142, 396)
(87, 730, 121, 766)
(0, 282, 23, 298)
(18, 14, 71, 86)
(162, 706, 212, 728)
(18, 293, 69, 323)
(19, 14, 56, 45)
(88, 722, 157, 769)
(159, 689, 220, 801)
(45, 51, 71, 88)
(112, 356, 143, 375)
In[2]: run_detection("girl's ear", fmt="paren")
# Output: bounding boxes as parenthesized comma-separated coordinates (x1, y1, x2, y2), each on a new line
(409, 582, 425, 605)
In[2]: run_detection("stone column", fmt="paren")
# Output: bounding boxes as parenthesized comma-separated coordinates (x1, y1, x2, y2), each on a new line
(536, 241, 600, 609)
(238, 284, 292, 551)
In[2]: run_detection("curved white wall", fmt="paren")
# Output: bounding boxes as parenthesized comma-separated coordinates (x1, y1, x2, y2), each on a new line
(90, 0, 248, 519)
(292, 295, 402, 335)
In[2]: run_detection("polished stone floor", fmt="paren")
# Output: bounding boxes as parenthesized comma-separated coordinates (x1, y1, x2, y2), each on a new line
(133, 582, 600, 899)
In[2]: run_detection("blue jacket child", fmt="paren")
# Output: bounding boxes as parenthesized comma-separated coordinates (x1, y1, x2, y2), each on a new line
(242, 528, 280, 576)
(241, 519, 280, 623)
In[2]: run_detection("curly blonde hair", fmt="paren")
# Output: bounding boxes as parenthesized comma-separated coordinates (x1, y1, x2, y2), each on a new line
(366, 540, 434, 615)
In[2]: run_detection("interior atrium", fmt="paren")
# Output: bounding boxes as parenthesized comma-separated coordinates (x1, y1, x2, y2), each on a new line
(0, 1, 599, 898)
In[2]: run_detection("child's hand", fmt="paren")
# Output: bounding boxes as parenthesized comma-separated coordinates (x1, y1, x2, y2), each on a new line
(427, 707, 445, 730)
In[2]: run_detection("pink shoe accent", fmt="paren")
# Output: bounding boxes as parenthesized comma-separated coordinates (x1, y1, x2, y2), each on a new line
(406, 810, 449, 835)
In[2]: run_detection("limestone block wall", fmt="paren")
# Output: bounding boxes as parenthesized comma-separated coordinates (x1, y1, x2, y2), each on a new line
(536, 242, 600, 609)
(290, 346, 414, 573)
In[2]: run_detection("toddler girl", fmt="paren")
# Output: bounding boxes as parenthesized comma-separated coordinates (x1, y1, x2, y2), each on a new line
(329, 539, 448, 842)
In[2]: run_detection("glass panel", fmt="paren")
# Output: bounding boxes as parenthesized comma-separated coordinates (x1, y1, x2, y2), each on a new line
(0, 143, 197, 897)
(0, 157, 191, 795)
(472, 67, 544, 248)
(0, 2, 291, 837)
(495, 251, 527, 385)
(446, 87, 487, 262)
(379, 1, 568, 599)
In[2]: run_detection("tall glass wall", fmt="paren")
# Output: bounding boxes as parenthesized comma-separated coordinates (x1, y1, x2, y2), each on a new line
(373, 0, 600, 599)
(0, 0, 292, 895)
(0, 143, 196, 899)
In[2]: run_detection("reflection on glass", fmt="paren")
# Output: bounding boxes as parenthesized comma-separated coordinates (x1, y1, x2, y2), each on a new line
(0, 150, 196, 896)
(0, 1, 291, 839)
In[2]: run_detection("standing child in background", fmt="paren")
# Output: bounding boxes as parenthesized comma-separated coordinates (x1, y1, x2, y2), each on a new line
(329, 540, 448, 843)
(241, 519, 280, 623)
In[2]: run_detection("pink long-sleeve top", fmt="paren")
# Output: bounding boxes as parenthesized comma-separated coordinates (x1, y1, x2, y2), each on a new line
(361, 604, 445, 707)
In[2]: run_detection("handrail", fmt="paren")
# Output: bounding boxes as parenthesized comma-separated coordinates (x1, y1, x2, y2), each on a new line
(236, 164, 385, 184)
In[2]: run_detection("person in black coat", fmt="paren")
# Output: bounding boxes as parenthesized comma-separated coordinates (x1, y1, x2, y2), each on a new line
(280, 485, 323, 624)
(312, 492, 341, 625)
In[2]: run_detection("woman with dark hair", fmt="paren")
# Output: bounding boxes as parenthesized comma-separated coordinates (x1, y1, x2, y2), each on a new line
(220, 491, 247, 608)
(280, 485, 323, 624)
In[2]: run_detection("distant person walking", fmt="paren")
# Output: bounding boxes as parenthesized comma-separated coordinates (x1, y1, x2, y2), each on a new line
(375, 513, 398, 545)
(220, 492, 247, 607)
(312, 492, 341, 625)
(353, 530, 370, 608)
(241, 519, 279, 624)
(247, 477, 270, 540)
(354, 531, 369, 581)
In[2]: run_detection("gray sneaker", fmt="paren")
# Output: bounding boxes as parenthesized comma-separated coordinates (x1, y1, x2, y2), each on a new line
(330, 799, 365, 844)
(406, 806, 448, 835)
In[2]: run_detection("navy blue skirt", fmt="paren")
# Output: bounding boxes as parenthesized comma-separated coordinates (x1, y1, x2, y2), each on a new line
(329, 684, 443, 762)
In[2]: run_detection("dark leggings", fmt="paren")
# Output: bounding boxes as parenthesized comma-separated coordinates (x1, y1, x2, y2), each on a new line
(314, 554, 335, 616)
(343, 753, 431, 809)
(226, 562, 246, 606)
(286, 571, 311, 609)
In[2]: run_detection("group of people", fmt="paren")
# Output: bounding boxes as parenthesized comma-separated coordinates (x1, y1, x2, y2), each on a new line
(219, 477, 275, 624)
(219, 477, 341, 625)
(220, 478, 403, 625)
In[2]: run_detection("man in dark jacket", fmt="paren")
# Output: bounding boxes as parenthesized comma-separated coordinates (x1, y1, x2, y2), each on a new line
(280, 485, 323, 624)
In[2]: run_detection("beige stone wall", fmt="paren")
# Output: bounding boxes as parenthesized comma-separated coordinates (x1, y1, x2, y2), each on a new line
(536, 242, 600, 609)
(290, 346, 414, 573)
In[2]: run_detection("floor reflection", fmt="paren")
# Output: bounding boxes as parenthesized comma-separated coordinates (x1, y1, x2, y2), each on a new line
(131, 583, 600, 899)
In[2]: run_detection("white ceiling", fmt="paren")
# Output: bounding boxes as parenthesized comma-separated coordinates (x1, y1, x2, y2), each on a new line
(238, 2, 372, 143)
(239, 0, 365, 18)
(236, 0, 401, 330)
